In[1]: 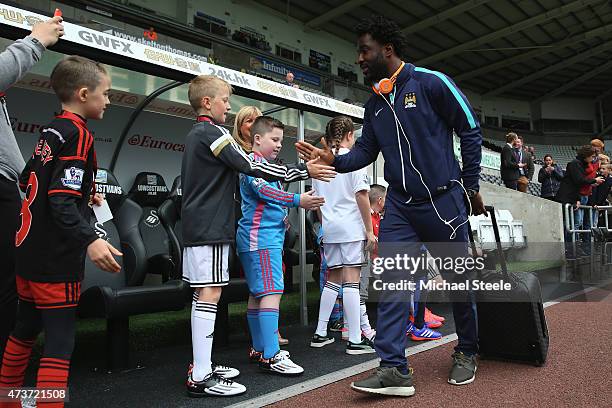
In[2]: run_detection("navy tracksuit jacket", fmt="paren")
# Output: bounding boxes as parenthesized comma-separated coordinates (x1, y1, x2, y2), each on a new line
(334, 63, 482, 370)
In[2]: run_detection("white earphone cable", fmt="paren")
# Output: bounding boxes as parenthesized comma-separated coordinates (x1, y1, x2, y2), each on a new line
(381, 88, 471, 240)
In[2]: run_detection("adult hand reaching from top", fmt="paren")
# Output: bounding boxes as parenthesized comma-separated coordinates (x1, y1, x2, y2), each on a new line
(31, 16, 64, 48)
(295, 138, 335, 166)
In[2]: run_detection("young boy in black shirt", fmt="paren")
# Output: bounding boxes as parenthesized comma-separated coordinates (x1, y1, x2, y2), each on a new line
(0, 56, 120, 407)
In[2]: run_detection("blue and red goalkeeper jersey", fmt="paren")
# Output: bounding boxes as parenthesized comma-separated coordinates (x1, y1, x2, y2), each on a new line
(236, 152, 301, 253)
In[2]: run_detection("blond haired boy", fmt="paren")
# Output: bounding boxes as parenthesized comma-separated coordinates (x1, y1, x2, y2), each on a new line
(182, 75, 334, 397)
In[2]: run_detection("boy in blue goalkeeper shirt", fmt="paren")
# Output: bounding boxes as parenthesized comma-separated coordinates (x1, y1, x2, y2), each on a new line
(237, 116, 324, 376)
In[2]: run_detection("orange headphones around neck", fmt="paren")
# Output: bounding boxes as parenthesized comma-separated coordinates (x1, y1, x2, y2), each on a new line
(372, 61, 405, 95)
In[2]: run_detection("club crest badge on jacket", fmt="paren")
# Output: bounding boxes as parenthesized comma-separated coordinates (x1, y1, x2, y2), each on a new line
(404, 92, 417, 109)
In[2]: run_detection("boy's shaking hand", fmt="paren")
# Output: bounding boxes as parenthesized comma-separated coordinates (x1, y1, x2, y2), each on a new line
(298, 190, 325, 210)
(306, 157, 336, 182)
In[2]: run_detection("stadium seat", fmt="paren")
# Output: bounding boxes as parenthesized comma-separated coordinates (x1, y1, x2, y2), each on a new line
(127, 172, 173, 281)
(497, 210, 527, 248)
(79, 169, 187, 371)
(511, 220, 527, 248)
(469, 210, 513, 250)
(528, 182, 542, 197)
(157, 176, 183, 280)
(157, 176, 249, 347)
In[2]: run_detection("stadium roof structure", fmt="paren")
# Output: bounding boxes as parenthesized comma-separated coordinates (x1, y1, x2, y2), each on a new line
(258, 0, 612, 101)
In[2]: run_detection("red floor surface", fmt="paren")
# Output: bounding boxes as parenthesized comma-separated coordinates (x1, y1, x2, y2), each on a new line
(272, 286, 612, 408)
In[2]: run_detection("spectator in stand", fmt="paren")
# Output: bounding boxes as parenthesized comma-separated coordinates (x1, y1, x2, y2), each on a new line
(500, 132, 522, 190)
(589, 139, 604, 174)
(538, 154, 563, 201)
(575, 139, 605, 236)
(556, 145, 604, 255)
(598, 153, 610, 166)
(515, 136, 534, 193)
(588, 164, 612, 228)
(528, 146, 535, 160)
(285, 72, 299, 89)
(591, 139, 605, 152)
(144, 27, 158, 41)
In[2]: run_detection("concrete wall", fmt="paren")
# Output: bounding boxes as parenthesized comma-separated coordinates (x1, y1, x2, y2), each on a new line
(479, 182, 564, 262)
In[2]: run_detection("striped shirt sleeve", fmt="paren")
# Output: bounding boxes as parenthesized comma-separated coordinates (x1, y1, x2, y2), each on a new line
(248, 176, 300, 207)
(204, 125, 310, 182)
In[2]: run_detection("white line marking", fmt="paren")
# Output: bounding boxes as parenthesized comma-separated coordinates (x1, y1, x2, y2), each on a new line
(228, 279, 612, 408)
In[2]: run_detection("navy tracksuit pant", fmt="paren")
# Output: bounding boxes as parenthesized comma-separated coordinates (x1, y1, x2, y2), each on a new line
(374, 186, 478, 371)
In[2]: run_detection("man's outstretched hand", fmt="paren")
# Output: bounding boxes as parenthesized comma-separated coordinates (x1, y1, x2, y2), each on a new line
(296, 138, 335, 165)
(306, 158, 336, 182)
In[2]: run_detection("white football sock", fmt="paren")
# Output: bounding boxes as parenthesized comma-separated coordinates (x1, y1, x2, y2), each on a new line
(315, 281, 341, 337)
(343, 283, 361, 344)
(192, 301, 216, 381)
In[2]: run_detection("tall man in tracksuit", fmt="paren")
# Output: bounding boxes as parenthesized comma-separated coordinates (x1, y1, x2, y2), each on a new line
(296, 15, 486, 397)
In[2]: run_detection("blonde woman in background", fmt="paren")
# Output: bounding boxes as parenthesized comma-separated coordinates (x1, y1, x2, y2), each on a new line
(233, 106, 262, 152)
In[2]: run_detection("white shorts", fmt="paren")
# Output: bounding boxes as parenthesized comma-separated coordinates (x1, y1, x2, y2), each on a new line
(323, 241, 366, 270)
(182, 244, 230, 287)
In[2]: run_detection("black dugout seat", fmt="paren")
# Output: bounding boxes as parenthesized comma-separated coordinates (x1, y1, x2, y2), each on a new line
(158, 176, 249, 345)
(157, 176, 183, 280)
(127, 172, 172, 281)
(78, 169, 187, 370)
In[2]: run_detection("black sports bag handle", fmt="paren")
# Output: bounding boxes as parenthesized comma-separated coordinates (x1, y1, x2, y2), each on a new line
(467, 205, 509, 279)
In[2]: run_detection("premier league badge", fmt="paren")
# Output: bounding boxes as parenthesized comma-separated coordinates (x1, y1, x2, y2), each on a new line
(61, 166, 85, 190)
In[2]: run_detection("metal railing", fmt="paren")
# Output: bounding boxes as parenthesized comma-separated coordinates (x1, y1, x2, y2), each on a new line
(563, 203, 612, 242)
(561, 204, 612, 283)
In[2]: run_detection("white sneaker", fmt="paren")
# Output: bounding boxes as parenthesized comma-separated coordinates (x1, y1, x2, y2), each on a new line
(259, 350, 304, 376)
(346, 336, 377, 355)
(310, 333, 335, 348)
(186, 372, 246, 397)
(187, 362, 240, 380)
(213, 363, 240, 379)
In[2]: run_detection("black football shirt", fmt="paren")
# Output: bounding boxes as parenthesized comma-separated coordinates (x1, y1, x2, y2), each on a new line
(15, 111, 99, 282)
